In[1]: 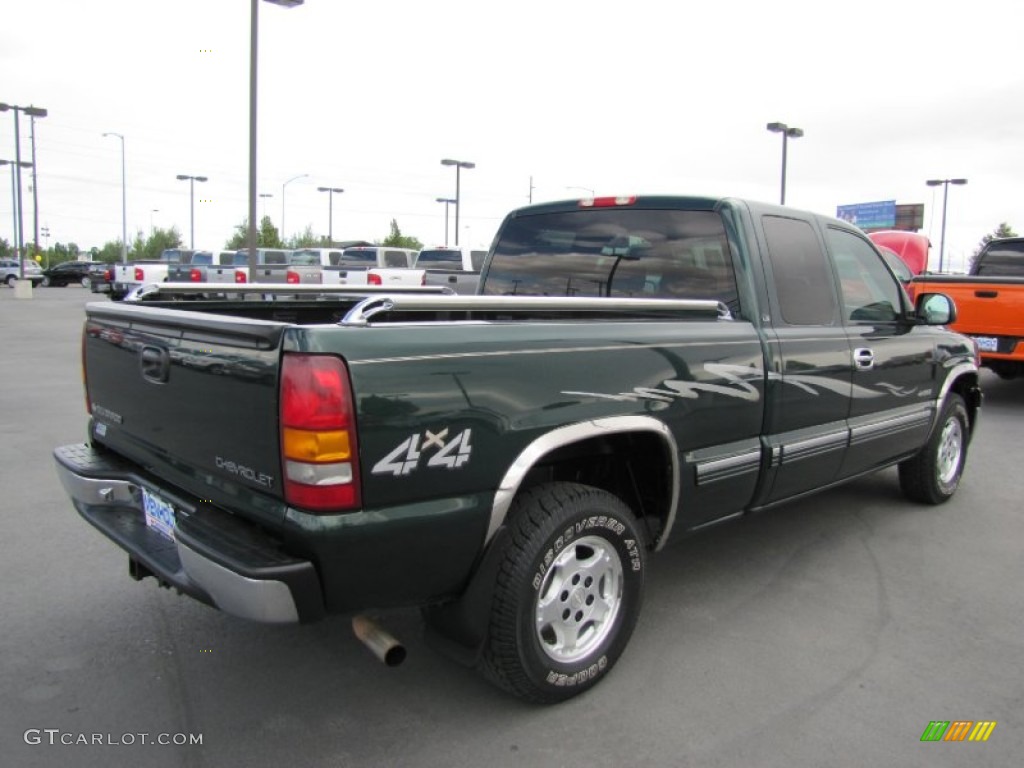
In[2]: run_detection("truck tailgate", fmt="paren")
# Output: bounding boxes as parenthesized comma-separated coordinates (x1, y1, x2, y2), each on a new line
(83, 303, 289, 514)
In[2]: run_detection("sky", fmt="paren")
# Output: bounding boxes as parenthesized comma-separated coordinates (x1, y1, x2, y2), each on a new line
(1, 0, 1021, 271)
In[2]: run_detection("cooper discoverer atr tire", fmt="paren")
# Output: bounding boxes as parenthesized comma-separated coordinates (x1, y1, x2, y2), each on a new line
(479, 481, 646, 703)
(898, 393, 969, 504)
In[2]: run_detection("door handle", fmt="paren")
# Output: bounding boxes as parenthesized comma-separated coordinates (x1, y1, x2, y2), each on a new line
(853, 347, 874, 371)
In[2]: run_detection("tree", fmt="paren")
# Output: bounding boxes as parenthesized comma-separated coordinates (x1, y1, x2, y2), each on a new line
(0, 237, 10, 258)
(380, 219, 423, 251)
(286, 225, 331, 249)
(970, 222, 1018, 272)
(225, 216, 284, 249)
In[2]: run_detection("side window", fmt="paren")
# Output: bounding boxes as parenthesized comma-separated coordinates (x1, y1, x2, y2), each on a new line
(826, 228, 903, 323)
(762, 215, 837, 326)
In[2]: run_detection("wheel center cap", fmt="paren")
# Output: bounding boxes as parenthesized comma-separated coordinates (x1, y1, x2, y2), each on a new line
(570, 588, 586, 610)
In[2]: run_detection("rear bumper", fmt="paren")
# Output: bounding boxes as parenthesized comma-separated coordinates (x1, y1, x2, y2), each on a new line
(54, 443, 324, 624)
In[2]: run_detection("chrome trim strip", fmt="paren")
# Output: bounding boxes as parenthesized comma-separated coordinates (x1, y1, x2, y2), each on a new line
(781, 431, 849, 463)
(350, 339, 757, 366)
(178, 543, 299, 624)
(694, 450, 762, 485)
(849, 409, 932, 445)
(487, 416, 680, 552)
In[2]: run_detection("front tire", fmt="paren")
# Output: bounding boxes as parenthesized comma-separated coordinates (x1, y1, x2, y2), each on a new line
(41, 276, 51, 287)
(899, 393, 969, 504)
(479, 482, 646, 703)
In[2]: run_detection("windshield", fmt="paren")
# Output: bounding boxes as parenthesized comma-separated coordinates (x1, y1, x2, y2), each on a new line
(483, 207, 740, 311)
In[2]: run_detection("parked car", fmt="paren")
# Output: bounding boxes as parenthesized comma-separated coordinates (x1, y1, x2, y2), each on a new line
(41, 260, 95, 287)
(1, 258, 44, 287)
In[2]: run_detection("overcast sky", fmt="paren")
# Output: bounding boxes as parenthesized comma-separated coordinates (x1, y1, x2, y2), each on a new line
(2, 0, 1020, 270)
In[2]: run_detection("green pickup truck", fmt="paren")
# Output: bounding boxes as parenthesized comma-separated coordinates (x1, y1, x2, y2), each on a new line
(54, 195, 981, 703)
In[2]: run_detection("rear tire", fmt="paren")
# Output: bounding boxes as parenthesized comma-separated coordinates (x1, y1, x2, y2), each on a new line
(41, 276, 51, 287)
(899, 393, 969, 504)
(479, 482, 646, 703)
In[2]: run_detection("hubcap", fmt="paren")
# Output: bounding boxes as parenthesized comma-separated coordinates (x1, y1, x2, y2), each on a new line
(937, 415, 963, 486)
(534, 535, 623, 664)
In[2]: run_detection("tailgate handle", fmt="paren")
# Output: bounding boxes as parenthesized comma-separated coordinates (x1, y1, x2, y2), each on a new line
(140, 345, 170, 384)
(448, 275, 457, 283)
(975, 290, 998, 298)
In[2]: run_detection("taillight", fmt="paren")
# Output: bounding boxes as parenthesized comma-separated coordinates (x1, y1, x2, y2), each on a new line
(280, 354, 360, 512)
(419, 272, 426, 285)
(286, 270, 300, 284)
(134, 267, 144, 280)
(103, 269, 112, 281)
(368, 273, 382, 286)
(235, 270, 247, 283)
(580, 196, 637, 208)
(190, 268, 202, 282)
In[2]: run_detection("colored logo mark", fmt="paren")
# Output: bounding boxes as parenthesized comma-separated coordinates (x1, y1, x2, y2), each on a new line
(921, 721, 997, 742)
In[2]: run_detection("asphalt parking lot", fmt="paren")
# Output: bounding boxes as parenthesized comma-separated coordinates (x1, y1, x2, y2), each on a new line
(2, 286, 1021, 768)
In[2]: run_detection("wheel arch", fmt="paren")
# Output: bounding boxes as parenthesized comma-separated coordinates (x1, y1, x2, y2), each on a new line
(486, 416, 680, 552)
(938, 363, 981, 440)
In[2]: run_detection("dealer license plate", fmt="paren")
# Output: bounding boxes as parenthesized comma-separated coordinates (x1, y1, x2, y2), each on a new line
(142, 487, 177, 541)
(972, 336, 998, 353)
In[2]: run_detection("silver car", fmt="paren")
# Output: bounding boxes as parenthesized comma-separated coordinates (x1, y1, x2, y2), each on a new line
(1, 258, 45, 287)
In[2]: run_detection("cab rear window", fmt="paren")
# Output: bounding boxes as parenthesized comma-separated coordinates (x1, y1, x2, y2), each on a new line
(483, 208, 740, 313)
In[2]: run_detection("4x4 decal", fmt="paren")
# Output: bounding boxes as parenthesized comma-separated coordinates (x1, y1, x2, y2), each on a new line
(372, 428, 473, 477)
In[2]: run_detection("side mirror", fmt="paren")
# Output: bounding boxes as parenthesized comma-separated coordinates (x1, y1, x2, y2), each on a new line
(915, 292, 957, 325)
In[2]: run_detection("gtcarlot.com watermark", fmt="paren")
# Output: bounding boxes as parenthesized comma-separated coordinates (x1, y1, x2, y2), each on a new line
(24, 729, 203, 747)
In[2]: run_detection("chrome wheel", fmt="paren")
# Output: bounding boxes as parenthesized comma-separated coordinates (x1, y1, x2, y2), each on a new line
(535, 534, 624, 664)
(936, 415, 963, 486)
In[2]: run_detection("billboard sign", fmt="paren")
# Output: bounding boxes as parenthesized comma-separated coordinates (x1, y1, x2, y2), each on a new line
(836, 200, 897, 231)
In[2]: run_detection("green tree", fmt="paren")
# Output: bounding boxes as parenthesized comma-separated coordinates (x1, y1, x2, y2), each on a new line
(96, 240, 127, 263)
(285, 224, 331, 249)
(380, 219, 422, 250)
(225, 216, 284, 249)
(0, 237, 10, 258)
(970, 222, 1018, 272)
(129, 226, 183, 260)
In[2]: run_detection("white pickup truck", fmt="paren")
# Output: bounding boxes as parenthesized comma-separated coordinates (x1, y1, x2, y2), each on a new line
(112, 249, 195, 300)
(419, 246, 486, 294)
(321, 246, 424, 287)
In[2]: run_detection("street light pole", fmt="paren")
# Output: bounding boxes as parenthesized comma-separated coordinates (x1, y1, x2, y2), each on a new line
(317, 187, 344, 244)
(176, 174, 208, 249)
(249, 0, 304, 274)
(103, 132, 127, 262)
(766, 121, 803, 205)
(926, 178, 968, 273)
(441, 158, 475, 246)
(1, 102, 47, 279)
(259, 192, 273, 221)
(281, 173, 308, 242)
(1, 159, 32, 263)
(435, 197, 455, 246)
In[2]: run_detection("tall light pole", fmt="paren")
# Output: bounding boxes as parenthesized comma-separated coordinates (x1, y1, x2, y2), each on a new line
(926, 178, 968, 273)
(249, 0, 304, 273)
(1, 102, 47, 279)
(441, 158, 475, 246)
(176, 174, 208, 249)
(1, 159, 32, 263)
(281, 173, 308, 241)
(766, 121, 803, 205)
(435, 197, 455, 246)
(259, 192, 273, 221)
(317, 187, 344, 244)
(102, 132, 127, 262)
(151, 209, 159, 231)
(565, 185, 595, 197)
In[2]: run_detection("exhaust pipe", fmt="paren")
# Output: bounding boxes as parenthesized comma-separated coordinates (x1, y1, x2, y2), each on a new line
(352, 615, 406, 667)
